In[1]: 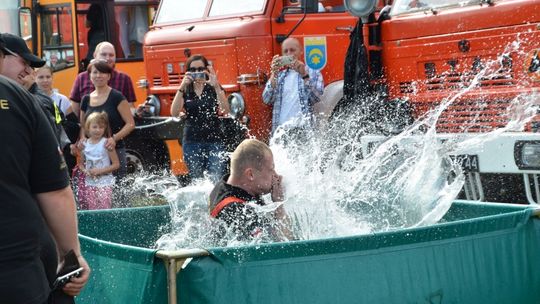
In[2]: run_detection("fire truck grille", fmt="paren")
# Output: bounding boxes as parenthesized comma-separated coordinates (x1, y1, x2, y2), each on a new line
(400, 82, 414, 93)
(422, 54, 516, 91)
(415, 99, 510, 133)
(152, 77, 162, 86)
(168, 73, 180, 86)
(425, 73, 516, 91)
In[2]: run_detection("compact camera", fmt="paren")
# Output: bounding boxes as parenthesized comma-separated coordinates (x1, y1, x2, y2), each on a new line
(277, 55, 295, 67)
(192, 72, 208, 80)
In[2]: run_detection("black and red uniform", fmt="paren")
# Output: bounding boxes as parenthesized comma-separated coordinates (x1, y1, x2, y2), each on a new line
(209, 175, 270, 241)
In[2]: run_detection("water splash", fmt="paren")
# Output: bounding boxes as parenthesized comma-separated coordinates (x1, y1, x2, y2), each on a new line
(153, 40, 540, 250)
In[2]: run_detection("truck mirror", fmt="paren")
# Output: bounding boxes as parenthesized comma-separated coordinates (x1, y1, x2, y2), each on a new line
(344, 0, 377, 19)
(276, 5, 306, 23)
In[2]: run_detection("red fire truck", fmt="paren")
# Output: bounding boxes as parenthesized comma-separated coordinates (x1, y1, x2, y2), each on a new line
(141, 0, 358, 181)
(342, 0, 540, 203)
(142, 0, 539, 200)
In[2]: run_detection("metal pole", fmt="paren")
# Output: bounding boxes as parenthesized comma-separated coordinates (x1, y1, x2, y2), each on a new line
(156, 249, 210, 304)
(168, 258, 178, 304)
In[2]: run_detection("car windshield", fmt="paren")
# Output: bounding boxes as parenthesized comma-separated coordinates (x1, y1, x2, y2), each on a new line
(154, 0, 266, 24)
(209, 0, 265, 17)
(154, 0, 207, 24)
(390, 0, 486, 16)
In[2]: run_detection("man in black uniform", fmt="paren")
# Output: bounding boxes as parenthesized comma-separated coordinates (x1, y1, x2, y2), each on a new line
(0, 33, 71, 150)
(0, 35, 90, 303)
(209, 139, 294, 243)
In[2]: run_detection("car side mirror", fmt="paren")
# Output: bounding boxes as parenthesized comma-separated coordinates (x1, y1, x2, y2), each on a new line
(276, 6, 305, 23)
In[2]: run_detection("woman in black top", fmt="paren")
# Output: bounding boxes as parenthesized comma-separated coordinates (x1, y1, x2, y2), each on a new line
(79, 59, 135, 180)
(171, 54, 230, 182)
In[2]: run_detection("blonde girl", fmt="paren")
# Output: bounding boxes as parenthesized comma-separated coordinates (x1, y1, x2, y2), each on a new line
(79, 111, 119, 209)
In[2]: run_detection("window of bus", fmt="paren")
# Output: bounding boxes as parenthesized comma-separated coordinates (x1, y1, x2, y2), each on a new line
(0, 2, 20, 34)
(208, 0, 265, 17)
(113, 1, 158, 60)
(41, 5, 75, 72)
(154, 0, 207, 24)
(76, 1, 157, 66)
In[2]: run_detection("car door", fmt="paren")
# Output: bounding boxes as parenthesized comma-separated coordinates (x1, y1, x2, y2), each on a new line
(270, 0, 357, 85)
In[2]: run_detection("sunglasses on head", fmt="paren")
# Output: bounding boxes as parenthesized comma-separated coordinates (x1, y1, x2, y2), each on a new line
(188, 67, 206, 72)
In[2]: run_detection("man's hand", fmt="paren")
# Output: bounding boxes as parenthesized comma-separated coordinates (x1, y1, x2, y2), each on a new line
(270, 55, 281, 75)
(290, 60, 307, 77)
(22, 72, 35, 90)
(62, 255, 91, 296)
(271, 174, 284, 202)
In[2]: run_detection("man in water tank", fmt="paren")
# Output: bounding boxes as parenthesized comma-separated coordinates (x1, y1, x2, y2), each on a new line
(208, 139, 294, 243)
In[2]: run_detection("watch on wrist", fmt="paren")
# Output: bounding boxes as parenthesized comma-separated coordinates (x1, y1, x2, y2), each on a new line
(302, 74, 310, 80)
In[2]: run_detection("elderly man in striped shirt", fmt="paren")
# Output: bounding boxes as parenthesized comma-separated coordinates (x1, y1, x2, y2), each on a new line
(262, 37, 324, 139)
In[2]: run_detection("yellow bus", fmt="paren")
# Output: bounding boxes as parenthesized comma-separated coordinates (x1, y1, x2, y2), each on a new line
(1, 0, 189, 177)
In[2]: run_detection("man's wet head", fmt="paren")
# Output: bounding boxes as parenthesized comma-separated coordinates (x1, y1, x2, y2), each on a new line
(229, 139, 277, 197)
(0, 33, 45, 84)
(93, 41, 116, 68)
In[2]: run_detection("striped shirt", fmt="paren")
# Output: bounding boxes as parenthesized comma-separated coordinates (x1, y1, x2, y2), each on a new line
(69, 69, 136, 104)
(262, 67, 324, 134)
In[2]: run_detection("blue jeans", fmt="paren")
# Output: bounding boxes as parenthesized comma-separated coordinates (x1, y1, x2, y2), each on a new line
(183, 142, 226, 182)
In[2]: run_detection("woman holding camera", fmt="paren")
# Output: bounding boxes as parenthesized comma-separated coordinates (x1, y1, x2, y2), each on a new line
(171, 54, 230, 182)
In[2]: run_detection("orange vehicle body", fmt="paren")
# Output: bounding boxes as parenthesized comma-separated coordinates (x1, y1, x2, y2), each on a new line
(142, 0, 357, 177)
(344, 0, 540, 203)
(378, 0, 540, 132)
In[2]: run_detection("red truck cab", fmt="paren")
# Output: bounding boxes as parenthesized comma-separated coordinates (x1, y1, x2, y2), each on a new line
(141, 0, 357, 177)
(344, 0, 540, 203)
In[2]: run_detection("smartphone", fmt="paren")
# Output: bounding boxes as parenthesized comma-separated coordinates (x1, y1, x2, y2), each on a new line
(278, 55, 295, 67)
(53, 249, 82, 290)
(53, 267, 84, 290)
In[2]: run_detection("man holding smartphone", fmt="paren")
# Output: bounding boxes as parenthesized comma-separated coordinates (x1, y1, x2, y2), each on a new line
(262, 37, 324, 137)
(0, 33, 90, 304)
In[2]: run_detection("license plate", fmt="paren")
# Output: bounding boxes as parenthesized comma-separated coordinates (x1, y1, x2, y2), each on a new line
(450, 154, 479, 172)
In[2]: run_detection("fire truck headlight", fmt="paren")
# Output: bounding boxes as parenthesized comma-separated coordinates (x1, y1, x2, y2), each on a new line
(228, 93, 245, 119)
(515, 141, 540, 170)
(344, 0, 377, 18)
